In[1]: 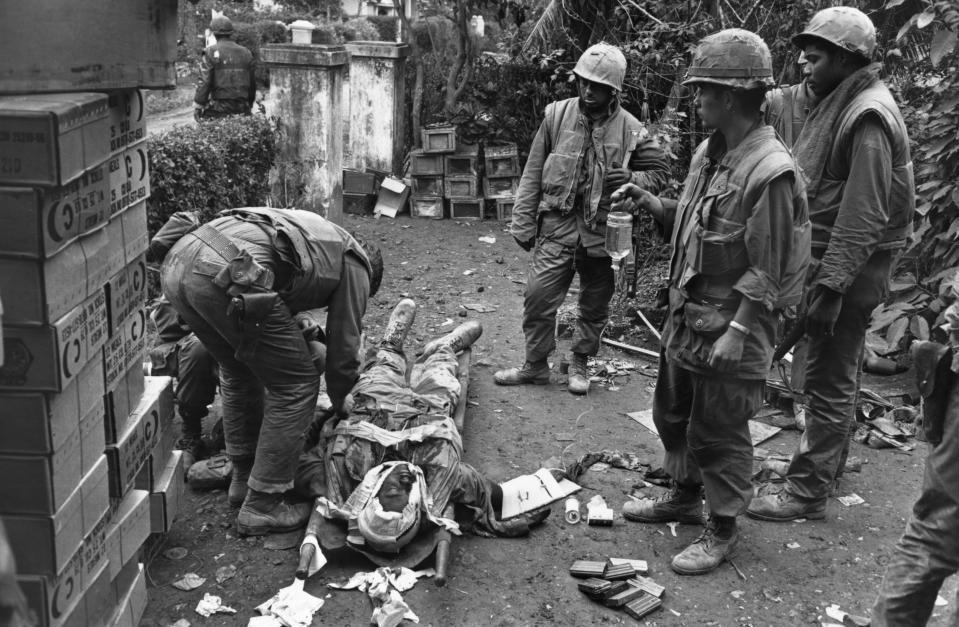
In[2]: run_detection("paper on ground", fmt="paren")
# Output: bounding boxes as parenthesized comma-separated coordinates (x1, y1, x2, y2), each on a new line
(499, 468, 581, 520)
(255, 578, 324, 627)
(627, 409, 780, 446)
(195, 593, 236, 617)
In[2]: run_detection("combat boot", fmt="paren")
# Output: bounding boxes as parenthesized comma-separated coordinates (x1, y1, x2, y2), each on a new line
(622, 484, 704, 524)
(746, 490, 826, 522)
(228, 456, 253, 508)
(671, 515, 739, 575)
(236, 490, 311, 536)
(494, 360, 551, 386)
(567, 352, 590, 395)
(380, 299, 417, 352)
(421, 320, 483, 358)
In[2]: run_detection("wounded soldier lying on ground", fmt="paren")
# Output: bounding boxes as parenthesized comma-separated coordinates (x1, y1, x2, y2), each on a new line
(293, 299, 549, 566)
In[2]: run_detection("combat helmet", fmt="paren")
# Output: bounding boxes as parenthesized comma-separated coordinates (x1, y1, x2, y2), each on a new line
(684, 28, 774, 90)
(210, 15, 234, 37)
(572, 43, 627, 92)
(793, 6, 877, 60)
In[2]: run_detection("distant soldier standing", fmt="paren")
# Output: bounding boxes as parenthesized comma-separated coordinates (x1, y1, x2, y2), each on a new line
(194, 15, 256, 122)
(494, 43, 668, 396)
(748, 6, 916, 523)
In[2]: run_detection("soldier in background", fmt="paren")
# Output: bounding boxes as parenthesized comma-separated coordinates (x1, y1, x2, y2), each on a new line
(194, 15, 256, 122)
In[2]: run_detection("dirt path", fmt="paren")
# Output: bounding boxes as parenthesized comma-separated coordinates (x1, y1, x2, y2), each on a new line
(140, 215, 957, 626)
(148, 104, 196, 136)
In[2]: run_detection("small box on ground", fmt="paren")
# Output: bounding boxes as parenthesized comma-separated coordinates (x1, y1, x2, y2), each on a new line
(624, 592, 663, 620)
(373, 177, 410, 218)
(411, 174, 444, 197)
(411, 196, 445, 219)
(484, 143, 520, 177)
(0, 93, 109, 187)
(495, 197, 515, 221)
(445, 175, 478, 198)
(410, 150, 444, 175)
(420, 126, 457, 153)
(449, 197, 484, 220)
(343, 169, 378, 195)
(569, 560, 607, 578)
(484, 176, 520, 199)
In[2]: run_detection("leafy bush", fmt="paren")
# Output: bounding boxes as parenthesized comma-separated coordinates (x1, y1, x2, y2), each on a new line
(339, 16, 384, 42)
(146, 115, 278, 239)
(365, 15, 399, 41)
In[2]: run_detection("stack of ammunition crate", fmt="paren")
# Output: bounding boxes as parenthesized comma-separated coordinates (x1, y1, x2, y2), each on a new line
(483, 143, 521, 221)
(342, 169, 382, 215)
(0, 3, 181, 625)
(410, 125, 458, 219)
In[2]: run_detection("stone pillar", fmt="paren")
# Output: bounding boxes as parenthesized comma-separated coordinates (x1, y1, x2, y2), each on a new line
(345, 42, 410, 175)
(262, 43, 346, 223)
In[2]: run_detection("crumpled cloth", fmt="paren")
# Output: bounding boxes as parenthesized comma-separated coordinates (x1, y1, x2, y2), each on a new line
(567, 450, 651, 481)
(254, 579, 324, 627)
(195, 593, 236, 617)
(329, 567, 435, 627)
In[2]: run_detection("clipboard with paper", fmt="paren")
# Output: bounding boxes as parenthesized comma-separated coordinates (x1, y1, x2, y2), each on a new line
(499, 468, 582, 520)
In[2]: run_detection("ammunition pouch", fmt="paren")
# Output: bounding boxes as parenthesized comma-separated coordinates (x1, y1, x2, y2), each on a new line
(913, 340, 954, 446)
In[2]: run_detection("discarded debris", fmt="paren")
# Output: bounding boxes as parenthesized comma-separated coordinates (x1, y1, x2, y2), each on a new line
(461, 302, 496, 313)
(786, 542, 801, 549)
(666, 522, 678, 537)
(329, 567, 434, 627)
(169, 620, 190, 627)
(478, 236, 496, 244)
(254, 578, 325, 627)
(164, 547, 188, 560)
(194, 593, 237, 617)
(608, 558, 649, 575)
(837, 493, 866, 507)
(215, 565, 237, 584)
(172, 573, 206, 591)
(731, 590, 745, 600)
(586, 495, 615, 526)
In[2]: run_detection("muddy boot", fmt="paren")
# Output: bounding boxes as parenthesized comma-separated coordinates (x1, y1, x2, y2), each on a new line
(421, 320, 483, 358)
(493, 360, 551, 386)
(567, 352, 590, 395)
(380, 298, 417, 352)
(746, 489, 826, 522)
(236, 490, 311, 537)
(228, 456, 253, 508)
(670, 515, 739, 575)
(622, 484, 704, 524)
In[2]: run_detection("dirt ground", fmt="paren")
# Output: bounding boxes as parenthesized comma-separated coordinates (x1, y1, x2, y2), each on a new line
(139, 214, 958, 627)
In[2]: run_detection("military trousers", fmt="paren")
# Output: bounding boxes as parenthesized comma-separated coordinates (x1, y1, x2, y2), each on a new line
(786, 251, 893, 500)
(162, 234, 319, 494)
(653, 355, 764, 517)
(522, 238, 615, 363)
(175, 333, 218, 435)
(871, 379, 959, 626)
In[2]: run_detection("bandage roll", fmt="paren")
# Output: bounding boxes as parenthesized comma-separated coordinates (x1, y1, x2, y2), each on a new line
(565, 497, 581, 524)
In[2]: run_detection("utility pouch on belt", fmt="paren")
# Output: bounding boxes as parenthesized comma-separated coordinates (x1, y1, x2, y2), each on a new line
(212, 248, 275, 295)
(913, 340, 954, 446)
(229, 292, 278, 331)
(683, 301, 734, 339)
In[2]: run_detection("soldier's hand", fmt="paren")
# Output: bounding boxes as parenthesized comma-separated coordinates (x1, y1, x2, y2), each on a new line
(612, 184, 661, 216)
(707, 329, 745, 372)
(604, 167, 631, 191)
(513, 236, 534, 252)
(806, 287, 843, 337)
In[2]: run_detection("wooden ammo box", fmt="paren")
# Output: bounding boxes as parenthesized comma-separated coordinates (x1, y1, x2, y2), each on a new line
(484, 143, 520, 177)
(343, 192, 376, 215)
(410, 150, 444, 175)
(0, 93, 110, 187)
(0, 0, 178, 93)
(343, 169, 378, 195)
(484, 176, 520, 199)
(445, 175, 478, 198)
(449, 197, 484, 220)
(411, 196, 445, 219)
(411, 174, 444, 197)
(444, 146, 479, 177)
(496, 197, 515, 221)
(420, 125, 457, 153)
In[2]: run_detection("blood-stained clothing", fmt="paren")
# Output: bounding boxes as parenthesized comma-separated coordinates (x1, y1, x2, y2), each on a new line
(661, 125, 810, 380)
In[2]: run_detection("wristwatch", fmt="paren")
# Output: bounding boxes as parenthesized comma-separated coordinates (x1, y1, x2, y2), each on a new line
(728, 320, 750, 336)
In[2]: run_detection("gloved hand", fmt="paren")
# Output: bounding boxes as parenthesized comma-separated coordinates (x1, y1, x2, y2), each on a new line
(514, 236, 534, 252)
(806, 286, 843, 337)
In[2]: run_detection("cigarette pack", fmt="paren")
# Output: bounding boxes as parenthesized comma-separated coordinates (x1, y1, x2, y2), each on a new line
(603, 562, 636, 581)
(624, 592, 663, 620)
(627, 576, 665, 598)
(569, 560, 606, 578)
(603, 584, 644, 608)
(577, 578, 611, 597)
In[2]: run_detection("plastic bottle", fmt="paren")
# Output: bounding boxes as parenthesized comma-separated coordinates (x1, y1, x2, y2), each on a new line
(605, 211, 633, 271)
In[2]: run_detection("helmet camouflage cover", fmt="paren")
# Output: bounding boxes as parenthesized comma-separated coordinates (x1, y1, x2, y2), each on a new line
(684, 28, 774, 90)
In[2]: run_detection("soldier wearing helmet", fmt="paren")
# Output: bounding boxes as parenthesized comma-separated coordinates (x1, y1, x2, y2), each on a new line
(194, 14, 257, 121)
(612, 29, 810, 576)
(747, 7, 916, 530)
(764, 51, 819, 147)
(495, 43, 668, 396)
